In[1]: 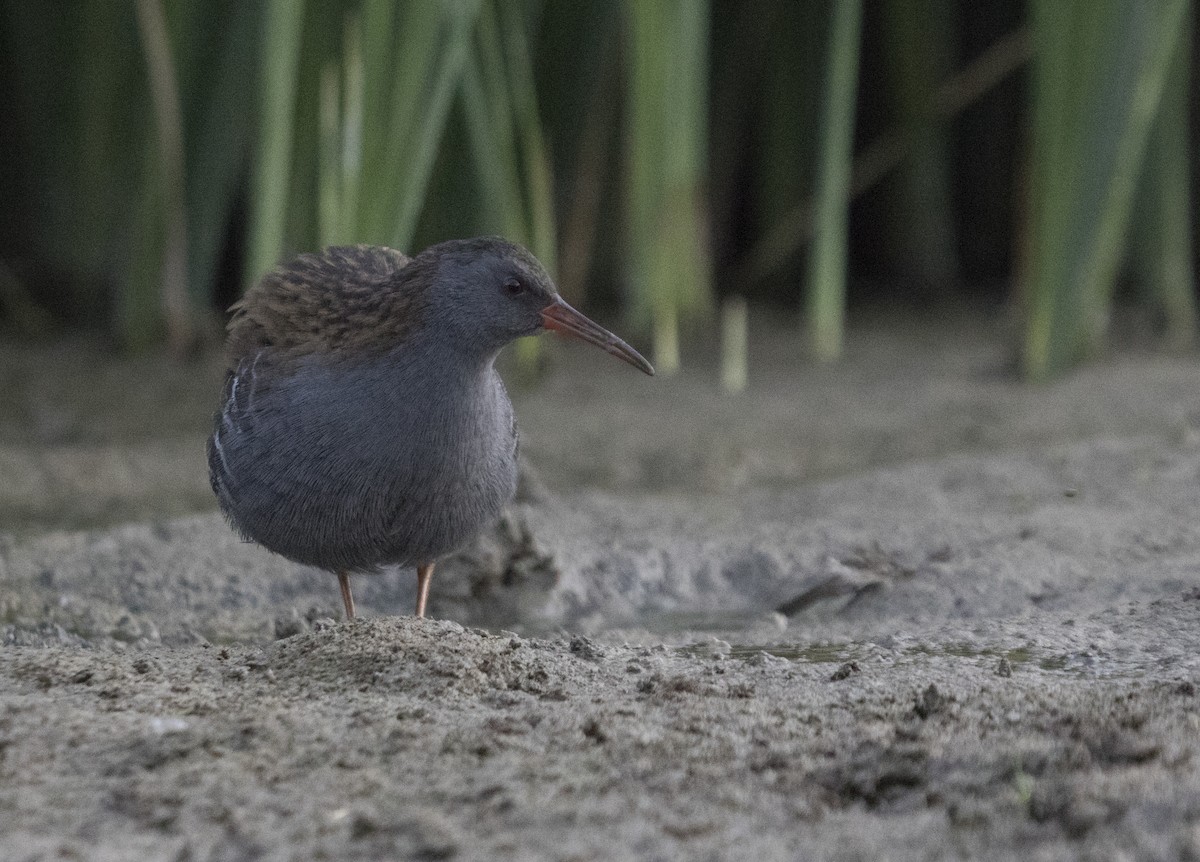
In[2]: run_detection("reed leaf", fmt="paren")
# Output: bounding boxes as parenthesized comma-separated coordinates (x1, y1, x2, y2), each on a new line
(625, 0, 712, 374)
(134, 0, 192, 351)
(5, 0, 1195, 374)
(1077, 0, 1188, 340)
(338, 15, 364, 245)
(245, 0, 306, 285)
(317, 60, 341, 247)
(720, 295, 749, 393)
(1132, 0, 1195, 349)
(463, 2, 525, 241)
(756, 0, 824, 289)
(355, 0, 397, 230)
(355, 9, 432, 242)
(880, 0, 957, 287)
(181, 2, 259, 311)
(806, 0, 863, 361)
(1023, 0, 1188, 379)
(459, 1, 559, 370)
(501, 2, 557, 274)
(461, 56, 525, 240)
(388, 1, 479, 251)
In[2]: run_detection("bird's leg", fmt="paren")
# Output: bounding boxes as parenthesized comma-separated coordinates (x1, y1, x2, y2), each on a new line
(338, 571, 356, 620)
(415, 563, 434, 618)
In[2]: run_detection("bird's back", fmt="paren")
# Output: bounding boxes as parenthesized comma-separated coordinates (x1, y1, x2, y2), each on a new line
(225, 245, 429, 365)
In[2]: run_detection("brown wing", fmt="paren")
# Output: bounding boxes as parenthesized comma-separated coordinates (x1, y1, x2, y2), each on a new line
(226, 245, 429, 364)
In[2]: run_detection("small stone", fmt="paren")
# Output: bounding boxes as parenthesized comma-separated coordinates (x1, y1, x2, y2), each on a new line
(149, 716, 190, 735)
(569, 635, 606, 660)
(830, 661, 860, 681)
(913, 684, 947, 719)
(581, 717, 607, 743)
(274, 610, 306, 640)
(694, 638, 731, 659)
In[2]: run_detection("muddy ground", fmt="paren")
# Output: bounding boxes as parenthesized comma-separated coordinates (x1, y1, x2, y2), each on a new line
(2, 308, 1200, 860)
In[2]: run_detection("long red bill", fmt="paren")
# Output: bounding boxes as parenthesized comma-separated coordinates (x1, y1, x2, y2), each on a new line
(540, 298, 655, 376)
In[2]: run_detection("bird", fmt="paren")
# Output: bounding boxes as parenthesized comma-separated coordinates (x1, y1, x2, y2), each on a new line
(207, 237, 653, 621)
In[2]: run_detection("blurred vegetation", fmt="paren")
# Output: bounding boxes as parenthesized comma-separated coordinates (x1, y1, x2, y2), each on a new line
(0, 0, 1195, 380)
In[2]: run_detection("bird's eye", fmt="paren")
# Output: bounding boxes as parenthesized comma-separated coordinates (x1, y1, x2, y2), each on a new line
(502, 277, 525, 297)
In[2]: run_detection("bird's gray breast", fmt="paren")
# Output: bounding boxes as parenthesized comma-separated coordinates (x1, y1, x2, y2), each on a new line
(379, 366, 519, 566)
(208, 348, 518, 573)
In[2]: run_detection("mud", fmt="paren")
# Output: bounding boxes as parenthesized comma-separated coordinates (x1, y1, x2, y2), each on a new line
(2, 308, 1199, 860)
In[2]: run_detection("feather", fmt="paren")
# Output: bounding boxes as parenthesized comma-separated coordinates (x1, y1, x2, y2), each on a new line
(226, 245, 432, 364)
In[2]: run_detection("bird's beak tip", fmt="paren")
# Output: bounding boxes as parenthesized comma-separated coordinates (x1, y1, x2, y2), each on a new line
(540, 299, 654, 376)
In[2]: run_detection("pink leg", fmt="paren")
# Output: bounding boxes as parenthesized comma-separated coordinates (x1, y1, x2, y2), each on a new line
(338, 571, 356, 620)
(415, 563, 434, 618)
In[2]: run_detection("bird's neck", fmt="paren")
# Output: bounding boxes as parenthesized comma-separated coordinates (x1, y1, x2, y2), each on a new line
(383, 329, 500, 393)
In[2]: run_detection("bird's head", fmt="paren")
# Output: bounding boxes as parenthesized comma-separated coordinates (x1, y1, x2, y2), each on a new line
(419, 237, 654, 375)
